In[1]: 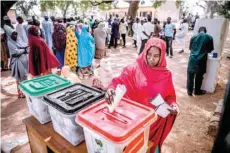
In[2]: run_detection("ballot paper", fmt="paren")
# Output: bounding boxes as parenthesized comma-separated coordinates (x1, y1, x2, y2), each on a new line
(151, 94, 173, 118)
(107, 84, 127, 113)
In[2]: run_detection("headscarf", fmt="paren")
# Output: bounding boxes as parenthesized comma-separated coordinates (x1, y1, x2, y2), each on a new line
(108, 38, 176, 152)
(28, 25, 60, 76)
(76, 25, 95, 67)
(109, 38, 176, 106)
(3, 16, 14, 29)
(137, 37, 167, 70)
(4, 25, 14, 38)
(6, 28, 26, 51)
(52, 23, 66, 51)
(94, 22, 107, 49)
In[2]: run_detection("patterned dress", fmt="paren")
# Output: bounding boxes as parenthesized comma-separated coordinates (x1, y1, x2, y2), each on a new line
(1, 40, 9, 69)
(65, 26, 77, 68)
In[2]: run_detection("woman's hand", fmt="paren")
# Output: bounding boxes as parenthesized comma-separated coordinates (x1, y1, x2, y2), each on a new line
(105, 88, 115, 105)
(168, 103, 180, 116)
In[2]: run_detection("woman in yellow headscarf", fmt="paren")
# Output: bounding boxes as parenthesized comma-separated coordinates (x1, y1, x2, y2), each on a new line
(65, 25, 77, 69)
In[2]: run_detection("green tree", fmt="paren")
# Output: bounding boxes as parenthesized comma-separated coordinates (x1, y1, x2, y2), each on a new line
(153, 0, 166, 9)
(40, 0, 71, 18)
(98, 2, 112, 11)
(40, 1, 56, 12)
(217, 1, 230, 19)
(15, 0, 38, 18)
(196, 0, 227, 19)
(41, 0, 113, 17)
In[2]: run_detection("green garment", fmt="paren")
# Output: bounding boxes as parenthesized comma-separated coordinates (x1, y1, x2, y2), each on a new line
(89, 19, 94, 29)
(188, 32, 214, 74)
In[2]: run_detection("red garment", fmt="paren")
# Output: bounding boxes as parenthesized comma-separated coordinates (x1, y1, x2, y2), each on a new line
(28, 26, 60, 76)
(108, 38, 177, 153)
(52, 23, 66, 51)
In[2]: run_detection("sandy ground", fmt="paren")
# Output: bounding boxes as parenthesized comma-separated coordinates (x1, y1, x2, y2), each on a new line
(1, 28, 230, 153)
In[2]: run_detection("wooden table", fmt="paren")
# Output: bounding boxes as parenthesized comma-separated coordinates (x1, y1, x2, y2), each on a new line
(23, 116, 87, 153)
(23, 116, 153, 153)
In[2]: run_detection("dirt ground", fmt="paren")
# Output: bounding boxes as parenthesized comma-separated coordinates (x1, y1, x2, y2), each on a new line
(1, 28, 230, 153)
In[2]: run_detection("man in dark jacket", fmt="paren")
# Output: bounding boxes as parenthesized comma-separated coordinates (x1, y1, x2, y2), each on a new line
(108, 18, 119, 49)
(187, 26, 214, 96)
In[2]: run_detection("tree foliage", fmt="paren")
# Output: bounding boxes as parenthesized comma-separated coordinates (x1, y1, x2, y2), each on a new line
(40, 0, 72, 17)
(217, 1, 230, 19)
(40, 0, 114, 17)
(196, 0, 227, 19)
(153, 0, 166, 9)
(15, 0, 38, 17)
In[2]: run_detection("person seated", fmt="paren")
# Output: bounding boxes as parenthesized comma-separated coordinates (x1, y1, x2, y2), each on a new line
(105, 38, 179, 153)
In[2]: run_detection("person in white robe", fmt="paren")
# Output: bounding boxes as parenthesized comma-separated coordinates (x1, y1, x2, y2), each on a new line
(16, 16, 28, 46)
(176, 19, 189, 53)
(42, 16, 53, 50)
(136, 19, 144, 54)
(132, 17, 140, 48)
(94, 22, 107, 59)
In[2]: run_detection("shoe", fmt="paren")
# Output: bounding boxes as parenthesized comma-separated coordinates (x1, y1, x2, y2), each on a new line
(187, 92, 193, 96)
(179, 50, 184, 53)
(169, 55, 173, 58)
(194, 90, 207, 95)
(166, 54, 169, 56)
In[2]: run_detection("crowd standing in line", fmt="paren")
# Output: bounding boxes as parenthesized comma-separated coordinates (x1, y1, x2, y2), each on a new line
(1, 13, 208, 97)
(1, 11, 217, 153)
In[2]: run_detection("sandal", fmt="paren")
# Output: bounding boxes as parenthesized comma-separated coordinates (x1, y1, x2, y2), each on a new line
(18, 93, 23, 98)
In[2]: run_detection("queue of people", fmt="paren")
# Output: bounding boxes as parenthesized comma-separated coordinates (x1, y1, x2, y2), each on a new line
(1, 12, 215, 153)
(1, 15, 99, 96)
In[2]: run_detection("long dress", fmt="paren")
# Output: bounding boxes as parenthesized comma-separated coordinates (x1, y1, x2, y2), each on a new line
(108, 38, 177, 153)
(1, 32, 9, 70)
(28, 25, 60, 76)
(137, 23, 143, 54)
(7, 29, 28, 81)
(75, 25, 95, 78)
(94, 22, 107, 59)
(176, 22, 189, 51)
(75, 25, 95, 68)
(52, 23, 66, 69)
(42, 20, 53, 50)
(65, 26, 78, 69)
(132, 22, 138, 41)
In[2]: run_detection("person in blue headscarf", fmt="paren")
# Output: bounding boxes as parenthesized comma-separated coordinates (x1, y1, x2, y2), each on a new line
(75, 24, 95, 79)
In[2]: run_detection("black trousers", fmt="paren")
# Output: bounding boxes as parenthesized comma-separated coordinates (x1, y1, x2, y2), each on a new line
(139, 39, 148, 55)
(165, 36, 173, 56)
(109, 35, 118, 49)
(134, 40, 137, 47)
(187, 72, 205, 94)
(121, 34, 126, 46)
